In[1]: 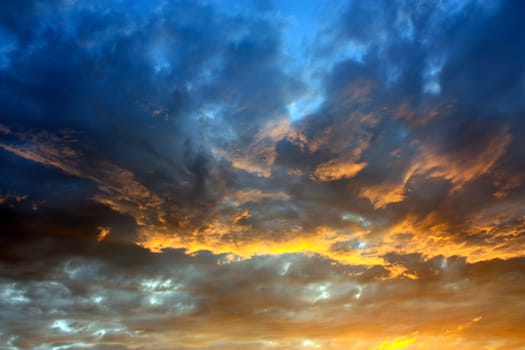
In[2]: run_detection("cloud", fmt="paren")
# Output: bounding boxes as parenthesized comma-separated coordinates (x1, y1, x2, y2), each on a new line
(0, 127, 165, 231)
(374, 333, 418, 350)
(96, 227, 111, 242)
(1, 0, 525, 349)
(1, 251, 524, 349)
(312, 158, 367, 181)
(225, 189, 291, 205)
(360, 127, 512, 208)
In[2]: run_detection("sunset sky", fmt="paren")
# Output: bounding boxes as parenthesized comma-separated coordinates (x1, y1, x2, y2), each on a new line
(1, 1, 525, 349)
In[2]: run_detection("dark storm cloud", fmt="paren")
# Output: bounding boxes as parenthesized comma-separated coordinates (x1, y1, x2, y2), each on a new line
(1, 0, 525, 349)
(0, 0, 302, 245)
(2, 0, 520, 266)
(268, 0, 525, 249)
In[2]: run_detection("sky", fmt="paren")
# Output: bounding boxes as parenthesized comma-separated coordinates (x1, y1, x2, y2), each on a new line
(1, 0, 525, 349)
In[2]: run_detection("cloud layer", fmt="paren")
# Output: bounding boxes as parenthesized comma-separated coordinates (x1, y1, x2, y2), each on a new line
(1, 0, 525, 349)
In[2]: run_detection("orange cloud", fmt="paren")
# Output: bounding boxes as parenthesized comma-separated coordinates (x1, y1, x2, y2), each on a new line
(409, 129, 511, 191)
(360, 183, 406, 209)
(361, 128, 512, 208)
(312, 158, 367, 181)
(383, 205, 525, 263)
(213, 118, 305, 177)
(0, 129, 164, 231)
(138, 225, 384, 267)
(96, 226, 111, 242)
(374, 333, 418, 350)
(225, 189, 290, 205)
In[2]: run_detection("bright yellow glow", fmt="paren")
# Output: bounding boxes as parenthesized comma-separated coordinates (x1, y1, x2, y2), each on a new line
(139, 225, 385, 267)
(374, 334, 417, 350)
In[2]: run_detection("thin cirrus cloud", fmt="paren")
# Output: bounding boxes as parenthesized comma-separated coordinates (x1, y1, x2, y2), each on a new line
(1, 0, 525, 349)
